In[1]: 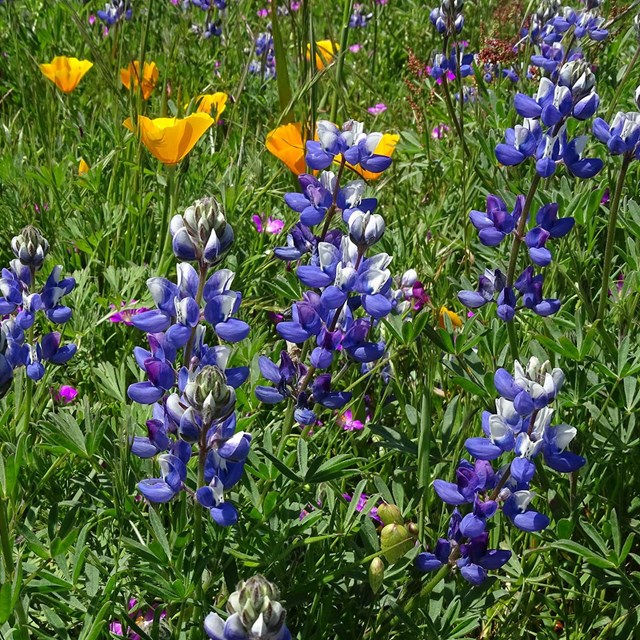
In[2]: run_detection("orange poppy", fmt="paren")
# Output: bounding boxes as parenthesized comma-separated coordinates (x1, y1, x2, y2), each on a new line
(265, 122, 306, 175)
(120, 61, 159, 100)
(39, 56, 93, 93)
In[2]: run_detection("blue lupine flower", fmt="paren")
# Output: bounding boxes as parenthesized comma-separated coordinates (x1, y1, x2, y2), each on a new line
(416, 510, 511, 585)
(429, 0, 464, 36)
(524, 202, 575, 266)
(205, 575, 292, 640)
(552, 7, 608, 41)
(203, 269, 250, 343)
(458, 268, 506, 310)
(495, 119, 541, 166)
(501, 489, 550, 532)
(97, 0, 132, 26)
(274, 223, 315, 261)
(530, 43, 566, 75)
(433, 459, 496, 505)
(305, 120, 392, 173)
(563, 135, 604, 178)
(255, 351, 304, 404)
(349, 4, 372, 28)
(469, 195, 523, 246)
(515, 266, 561, 316)
(494, 357, 564, 416)
(138, 452, 189, 503)
(592, 111, 640, 158)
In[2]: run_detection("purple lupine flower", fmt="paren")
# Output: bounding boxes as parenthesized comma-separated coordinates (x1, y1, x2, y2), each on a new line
(97, 0, 132, 25)
(469, 195, 523, 246)
(416, 510, 511, 585)
(343, 492, 380, 521)
(109, 300, 149, 325)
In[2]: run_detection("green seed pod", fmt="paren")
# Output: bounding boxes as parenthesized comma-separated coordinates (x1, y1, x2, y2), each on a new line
(368, 557, 385, 593)
(377, 503, 404, 526)
(380, 523, 413, 563)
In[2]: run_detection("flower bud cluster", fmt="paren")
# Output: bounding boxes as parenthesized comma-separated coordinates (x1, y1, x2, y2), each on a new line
(0, 227, 76, 397)
(129, 198, 251, 527)
(418, 356, 584, 584)
(256, 120, 411, 427)
(429, 0, 464, 36)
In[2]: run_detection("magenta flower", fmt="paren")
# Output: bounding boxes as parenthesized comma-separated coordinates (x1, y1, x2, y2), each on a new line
(431, 123, 450, 140)
(367, 103, 387, 116)
(88, 14, 96, 25)
(343, 492, 381, 522)
(55, 385, 78, 404)
(257, 8, 269, 17)
(110, 599, 166, 639)
(600, 188, 610, 206)
(109, 301, 150, 326)
(252, 214, 285, 234)
(337, 409, 364, 431)
(349, 43, 362, 53)
(290, 1, 301, 9)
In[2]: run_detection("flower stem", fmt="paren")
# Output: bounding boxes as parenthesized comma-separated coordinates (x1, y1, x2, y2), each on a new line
(0, 497, 29, 635)
(183, 262, 210, 366)
(506, 172, 542, 286)
(507, 320, 519, 362)
(406, 564, 450, 614)
(605, 47, 640, 122)
(329, 0, 355, 124)
(159, 165, 177, 271)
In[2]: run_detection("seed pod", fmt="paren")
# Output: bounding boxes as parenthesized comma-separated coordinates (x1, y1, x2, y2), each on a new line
(368, 557, 385, 593)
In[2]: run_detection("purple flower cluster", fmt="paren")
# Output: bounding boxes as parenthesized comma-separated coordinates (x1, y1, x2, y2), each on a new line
(256, 120, 407, 426)
(418, 357, 585, 584)
(248, 31, 276, 79)
(128, 198, 251, 527)
(0, 227, 76, 396)
(97, 0, 132, 26)
(429, 0, 464, 36)
(497, 61, 603, 179)
(526, 0, 607, 45)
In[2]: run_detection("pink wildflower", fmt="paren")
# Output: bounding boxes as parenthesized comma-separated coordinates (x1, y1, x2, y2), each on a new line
(55, 385, 78, 404)
(337, 409, 364, 431)
(367, 103, 387, 116)
(252, 214, 285, 234)
(109, 301, 149, 326)
(431, 123, 450, 139)
(349, 43, 362, 53)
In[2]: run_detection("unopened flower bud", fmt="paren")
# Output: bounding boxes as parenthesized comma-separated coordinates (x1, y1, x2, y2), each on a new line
(558, 60, 595, 102)
(348, 211, 385, 249)
(185, 365, 235, 425)
(377, 503, 404, 526)
(11, 226, 49, 270)
(226, 575, 287, 639)
(380, 523, 413, 563)
(407, 522, 419, 537)
(368, 557, 385, 593)
(171, 196, 234, 264)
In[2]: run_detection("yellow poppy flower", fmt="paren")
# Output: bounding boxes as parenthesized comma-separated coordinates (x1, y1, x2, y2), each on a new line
(439, 306, 463, 330)
(265, 122, 306, 175)
(307, 40, 339, 70)
(39, 56, 93, 94)
(78, 158, 90, 175)
(123, 114, 214, 165)
(120, 61, 159, 101)
(341, 133, 400, 181)
(195, 92, 228, 120)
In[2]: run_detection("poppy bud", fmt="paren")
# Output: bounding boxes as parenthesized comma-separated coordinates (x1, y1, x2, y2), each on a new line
(377, 503, 404, 526)
(11, 226, 49, 270)
(368, 557, 385, 593)
(380, 523, 413, 563)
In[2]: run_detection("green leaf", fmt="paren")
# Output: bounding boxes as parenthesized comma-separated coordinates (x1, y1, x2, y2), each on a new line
(148, 507, 171, 564)
(552, 540, 616, 569)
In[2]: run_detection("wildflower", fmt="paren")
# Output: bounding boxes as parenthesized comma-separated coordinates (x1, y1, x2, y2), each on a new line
(307, 40, 339, 70)
(469, 195, 523, 247)
(438, 306, 462, 329)
(416, 510, 511, 585)
(257, 7, 268, 17)
(343, 492, 380, 521)
(109, 599, 167, 639)
(349, 43, 362, 53)
(55, 385, 78, 404)
(337, 408, 364, 430)
(204, 575, 292, 640)
(39, 56, 93, 94)
(252, 215, 285, 234)
(265, 122, 306, 175)
(195, 92, 228, 120)
(350, 4, 373, 28)
(431, 123, 449, 139)
(367, 103, 387, 116)
(109, 300, 149, 325)
(123, 113, 214, 165)
(78, 158, 90, 175)
(120, 61, 159, 100)
(592, 110, 640, 159)
(97, 0, 132, 25)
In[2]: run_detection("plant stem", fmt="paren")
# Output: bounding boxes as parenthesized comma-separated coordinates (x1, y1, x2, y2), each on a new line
(597, 154, 631, 321)
(506, 173, 542, 286)
(507, 320, 519, 362)
(183, 262, 210, 366)
(405, 564, 450, 614)
(605, 47, 640, 122)
(159, 165, 177, 271)
(0, 497, 29, 635)
(329, 0, 354, 123)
